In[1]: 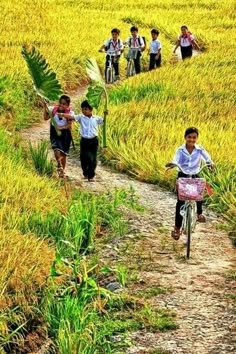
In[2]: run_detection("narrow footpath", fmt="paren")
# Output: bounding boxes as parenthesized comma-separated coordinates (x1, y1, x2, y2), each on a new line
(21, 86, 235, 354)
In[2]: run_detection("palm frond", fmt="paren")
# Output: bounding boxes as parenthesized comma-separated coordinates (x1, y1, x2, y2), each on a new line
(85, 58, 108, 147)
(22, 44, 62, 102)
(86, 58, 105, 85)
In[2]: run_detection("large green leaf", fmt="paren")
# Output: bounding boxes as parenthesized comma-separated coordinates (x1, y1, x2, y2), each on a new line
(86, 57, 105, 85)
(86, 82, 104, 109)
(22, 44, 62, 102)
(22, 44, 62, 135)
(86, 58, 108, 147)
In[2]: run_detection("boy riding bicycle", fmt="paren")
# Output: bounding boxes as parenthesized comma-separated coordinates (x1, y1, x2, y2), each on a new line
(99, 28, 124, 80)
(125, 25, 145, 74)
(166, 127, 215, 240)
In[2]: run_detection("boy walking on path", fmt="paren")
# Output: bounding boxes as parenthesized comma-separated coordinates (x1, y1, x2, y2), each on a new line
(58, 100, 106, 182)
(148, 29, 162, 70)
(126, 26, 145, 74)
(99, 28, 124, 80)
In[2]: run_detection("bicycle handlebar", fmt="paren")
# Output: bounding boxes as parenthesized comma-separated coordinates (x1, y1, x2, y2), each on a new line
(166, 162, 213, 175)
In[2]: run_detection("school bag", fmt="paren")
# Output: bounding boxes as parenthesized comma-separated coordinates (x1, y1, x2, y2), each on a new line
(105, 39, 121, 51)
(128, 36, 146, 51)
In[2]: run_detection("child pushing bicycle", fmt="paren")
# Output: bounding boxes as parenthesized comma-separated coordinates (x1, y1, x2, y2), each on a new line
(166, 127, 215, 240)
(99, 28, 124, 80)
(125, 25, 145, 74)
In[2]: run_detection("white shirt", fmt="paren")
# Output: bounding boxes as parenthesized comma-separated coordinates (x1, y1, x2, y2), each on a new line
(127, 35, 144, 50)
(179, 34, 194, 47)
(149, 39, 162, 54)
(172, 144, 213, 174)
(74, 114, 103, 138)
(104, 38, 123, 55)
(49, 106, 74, 127)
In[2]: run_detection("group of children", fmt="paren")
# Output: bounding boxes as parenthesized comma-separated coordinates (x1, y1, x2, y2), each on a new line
(43, 24, 210, 242)
(98, 24, 200, 79)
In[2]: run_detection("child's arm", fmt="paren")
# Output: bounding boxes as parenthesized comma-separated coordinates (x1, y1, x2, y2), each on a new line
(155, 48, 161, 60)
(43, 102, 50, 120)
(98, 44, 106, 52)
(166, 148, 181, 167)
(96, 110, 109, 125)
(192, 39, 200, 50)
(200, 148, 215, 168)
(173, 38, 180, 53)
(57, 113, 76, 121)
(56, 121, 72, 130)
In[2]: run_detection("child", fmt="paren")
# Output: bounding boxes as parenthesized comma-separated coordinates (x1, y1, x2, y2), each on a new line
(99, 28, 124, 80)
(58, 100, 106, 182)
(166, 127, 215, 240)
(148, 28, 162, 70)
(126, 25, 145, 74)
(173, 25, 200, 60)
(43, 94, 74, 178)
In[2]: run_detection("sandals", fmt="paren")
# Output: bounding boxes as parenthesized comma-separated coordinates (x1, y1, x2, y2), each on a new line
(171, 227, 181, 240)
(197, 214, 206, 223)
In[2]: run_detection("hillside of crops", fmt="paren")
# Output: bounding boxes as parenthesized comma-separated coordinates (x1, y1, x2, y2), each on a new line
(0, 0, 235, 352)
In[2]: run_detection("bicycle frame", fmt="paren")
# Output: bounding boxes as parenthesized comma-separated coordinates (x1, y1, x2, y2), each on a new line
(126, 47, 140, 77)
(104, 51, 119, 84)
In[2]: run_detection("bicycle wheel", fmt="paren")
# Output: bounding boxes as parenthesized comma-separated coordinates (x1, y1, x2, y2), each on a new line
(186, 204, 192, 259)
(106, 68, 115, 84)
(127, 60, 135, 77)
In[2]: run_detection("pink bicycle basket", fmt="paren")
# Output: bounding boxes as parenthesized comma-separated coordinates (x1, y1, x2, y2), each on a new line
(177, 178, 206, 201)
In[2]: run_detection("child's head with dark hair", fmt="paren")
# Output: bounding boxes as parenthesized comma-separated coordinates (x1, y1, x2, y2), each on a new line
(81, 100, 93, 117)
(151, 28, 159, 35)
(58, 94, 70, 112)
(130, 26, 138, 37)
(184, 127, 199, 148)
(151, 28, 159, 39)
(111, 28, 120, 35)
(111, 28, 120, 41)
(59, 94, 70, 105)
(184, 127, 199, 137)
(181, 25, 188, 35)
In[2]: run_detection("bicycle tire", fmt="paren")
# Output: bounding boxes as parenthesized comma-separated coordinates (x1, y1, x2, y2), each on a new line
(106, 67, 115, 84)
(186, 204, 192, 259)
(127, 60, 135, 77)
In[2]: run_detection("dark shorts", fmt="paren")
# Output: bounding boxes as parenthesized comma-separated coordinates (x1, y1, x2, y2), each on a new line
(50, 125, 72, 156)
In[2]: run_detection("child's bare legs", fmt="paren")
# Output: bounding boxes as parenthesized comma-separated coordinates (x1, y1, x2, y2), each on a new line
(54, 150, 65, 177)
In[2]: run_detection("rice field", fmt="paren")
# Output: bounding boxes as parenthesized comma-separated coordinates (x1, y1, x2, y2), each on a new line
(0, 0, 235, 351)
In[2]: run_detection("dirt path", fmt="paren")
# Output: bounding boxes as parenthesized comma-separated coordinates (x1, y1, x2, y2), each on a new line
(21, 88, 235, 354)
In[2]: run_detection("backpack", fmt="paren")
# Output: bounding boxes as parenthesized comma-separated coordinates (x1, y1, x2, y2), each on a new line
(106, 38, 121, 51)
(129, 36, 146, 51)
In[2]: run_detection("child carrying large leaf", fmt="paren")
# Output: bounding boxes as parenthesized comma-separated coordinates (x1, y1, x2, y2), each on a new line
(58, 100, 107, 182)
(43, 95, 74, 178)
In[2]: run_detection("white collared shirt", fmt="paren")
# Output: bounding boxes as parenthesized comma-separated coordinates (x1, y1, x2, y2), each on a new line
(74, 114, 103, 138)
(104, 38, 123, 55)
(49, 107, 74, 126)
(149, 39, 162, 54)
(127, 35, 144, 49)
(179, 34, 194, 47)
(172, 144, 213, 174)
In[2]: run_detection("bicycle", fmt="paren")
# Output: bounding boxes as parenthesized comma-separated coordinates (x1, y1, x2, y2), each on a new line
(100, 50, 120, 84)
(125, 47, 140, 77)
(167, 163, 212, 258)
